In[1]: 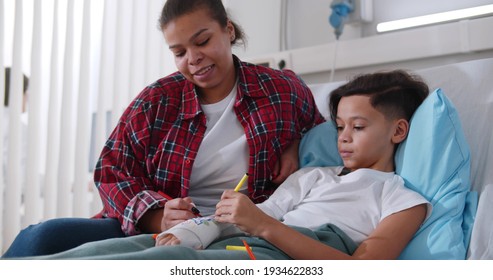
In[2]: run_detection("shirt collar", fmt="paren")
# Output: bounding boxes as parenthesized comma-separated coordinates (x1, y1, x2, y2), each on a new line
(234, 55, 270, 101)
(180, 80, 201, 120)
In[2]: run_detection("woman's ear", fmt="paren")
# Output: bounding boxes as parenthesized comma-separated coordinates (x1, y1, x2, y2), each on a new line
(392, 119, 409, 144)
(227, 20, 235, 42)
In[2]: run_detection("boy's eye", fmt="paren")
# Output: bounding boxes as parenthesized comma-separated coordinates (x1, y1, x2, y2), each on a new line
(353, 126, 364, 131)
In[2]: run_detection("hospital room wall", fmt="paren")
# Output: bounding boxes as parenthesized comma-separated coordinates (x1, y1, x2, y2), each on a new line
(227, 0, 493, 83)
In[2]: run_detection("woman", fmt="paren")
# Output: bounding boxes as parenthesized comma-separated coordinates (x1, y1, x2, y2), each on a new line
(2, 0, 324, 258)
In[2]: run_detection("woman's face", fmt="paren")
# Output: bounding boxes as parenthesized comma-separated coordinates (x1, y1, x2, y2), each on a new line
(163, 8, 236, 99)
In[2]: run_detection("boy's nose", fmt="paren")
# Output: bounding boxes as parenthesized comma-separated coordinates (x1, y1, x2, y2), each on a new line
(338, 130, 351, 143)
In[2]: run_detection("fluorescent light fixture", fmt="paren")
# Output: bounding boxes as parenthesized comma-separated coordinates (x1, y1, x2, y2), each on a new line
(377, 4, 493, 33)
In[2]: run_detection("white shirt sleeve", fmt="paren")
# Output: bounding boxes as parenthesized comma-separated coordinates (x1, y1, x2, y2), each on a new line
(381, 175, 433, 222)
(157, 216, 242, 249)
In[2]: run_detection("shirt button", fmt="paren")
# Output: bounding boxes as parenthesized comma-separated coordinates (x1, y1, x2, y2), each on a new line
(185, 159, 191, 165)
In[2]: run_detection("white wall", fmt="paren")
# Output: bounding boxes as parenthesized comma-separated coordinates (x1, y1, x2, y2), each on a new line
(232, 0, 493, 53)
(227, 0, 493, 83)
(225, 0, 282, 57)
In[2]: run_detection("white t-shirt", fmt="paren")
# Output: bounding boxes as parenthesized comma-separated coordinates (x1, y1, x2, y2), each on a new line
(161, 166, 432, 249)
(188, 83, 249, 216)
(257, 166, 432, 243)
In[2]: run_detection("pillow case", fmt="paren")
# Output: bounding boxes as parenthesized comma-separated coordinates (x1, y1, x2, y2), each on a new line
(299, 88, 475, 259)
(395, 88, 472, 259)
(299, 120, 342, 168)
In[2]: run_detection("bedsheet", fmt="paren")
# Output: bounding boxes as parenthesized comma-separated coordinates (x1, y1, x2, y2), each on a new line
(468, 184, 493, 259)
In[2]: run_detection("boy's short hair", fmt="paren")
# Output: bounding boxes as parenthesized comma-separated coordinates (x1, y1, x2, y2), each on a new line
(329, 70, 429, 122)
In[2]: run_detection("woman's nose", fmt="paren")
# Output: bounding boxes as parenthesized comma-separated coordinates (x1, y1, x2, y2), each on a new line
(188, 49, 203, 66)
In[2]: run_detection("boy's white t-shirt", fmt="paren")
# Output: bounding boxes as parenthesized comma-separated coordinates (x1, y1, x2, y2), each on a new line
(188, 83, 249, 216)
(161, 166, 432, 249)
(258, 166, 431, 244)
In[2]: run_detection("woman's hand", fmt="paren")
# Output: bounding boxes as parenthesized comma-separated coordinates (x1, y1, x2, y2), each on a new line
(271, 139, 300, 185)
(161, 197, 198, 231)
(215, 190, 275, 237)
(155, 233, 181, 247)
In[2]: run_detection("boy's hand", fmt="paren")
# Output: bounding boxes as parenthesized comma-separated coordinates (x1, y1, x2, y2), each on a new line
(155, 233, 181, 247)
(215, 190, 273, 237)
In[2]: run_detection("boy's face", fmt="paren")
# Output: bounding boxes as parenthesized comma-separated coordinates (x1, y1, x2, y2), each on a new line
(336, 95, 402, 172)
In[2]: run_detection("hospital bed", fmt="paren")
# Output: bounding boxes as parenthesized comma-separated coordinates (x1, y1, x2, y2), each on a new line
(302, 57, 493, 259)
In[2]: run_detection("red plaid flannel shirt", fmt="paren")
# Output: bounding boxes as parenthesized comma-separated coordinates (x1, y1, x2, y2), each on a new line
(93, 57, 325, 235)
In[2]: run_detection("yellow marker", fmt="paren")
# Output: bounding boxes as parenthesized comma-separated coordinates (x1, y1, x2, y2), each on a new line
(233, 173, 249, 192)
(226, 245, 248, 251)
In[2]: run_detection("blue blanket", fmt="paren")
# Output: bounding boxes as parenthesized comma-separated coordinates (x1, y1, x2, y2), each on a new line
(35, 223, 357, 260)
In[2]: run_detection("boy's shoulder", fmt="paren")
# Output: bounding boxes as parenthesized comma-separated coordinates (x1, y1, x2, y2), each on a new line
(295, 166, 345, 178)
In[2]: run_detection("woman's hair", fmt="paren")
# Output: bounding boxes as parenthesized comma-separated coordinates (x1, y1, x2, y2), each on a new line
(159, 0, 246, 46)
(329, 70, 429, 122)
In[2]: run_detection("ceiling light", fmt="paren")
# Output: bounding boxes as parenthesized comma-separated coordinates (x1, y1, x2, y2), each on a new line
(377, 4, 493, 33)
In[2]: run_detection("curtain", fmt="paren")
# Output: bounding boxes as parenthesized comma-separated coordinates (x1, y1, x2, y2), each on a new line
(0, 0, 175, 254)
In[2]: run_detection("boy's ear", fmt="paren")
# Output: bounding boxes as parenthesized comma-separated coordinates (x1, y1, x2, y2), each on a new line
(392, 119, 409, 144)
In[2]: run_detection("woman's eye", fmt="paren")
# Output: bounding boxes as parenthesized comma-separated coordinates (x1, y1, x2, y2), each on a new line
(197, 38, 210, 46)
(354, 126, 364, 131)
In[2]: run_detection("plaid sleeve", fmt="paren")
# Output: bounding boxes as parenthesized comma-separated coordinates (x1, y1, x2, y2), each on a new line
(93, 109, 162, 235)
(93, 87, 172, 235)
(94, 74, 198, 235)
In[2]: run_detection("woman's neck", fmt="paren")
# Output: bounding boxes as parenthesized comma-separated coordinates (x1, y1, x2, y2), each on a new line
(199, 76, 237, 105)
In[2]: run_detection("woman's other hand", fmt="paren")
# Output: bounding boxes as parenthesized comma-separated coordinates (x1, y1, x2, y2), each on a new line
(271, 139, 300, 185)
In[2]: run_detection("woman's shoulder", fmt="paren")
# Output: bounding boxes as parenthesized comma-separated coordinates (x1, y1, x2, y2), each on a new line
(120, 72, 189, 122)
(237, 61, 310, 103)
(144, 71, 188, 99)
(131, 72, 189, 105)
(239, 60, 301, 85)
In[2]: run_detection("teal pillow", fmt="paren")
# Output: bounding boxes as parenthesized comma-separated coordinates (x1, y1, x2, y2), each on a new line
(299, 88, 475, 259)
(299, 121, 342, 168)
(396, 89, 472, 259)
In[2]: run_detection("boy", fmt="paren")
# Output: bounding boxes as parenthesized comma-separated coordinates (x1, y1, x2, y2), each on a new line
(155, 70, 432, 260)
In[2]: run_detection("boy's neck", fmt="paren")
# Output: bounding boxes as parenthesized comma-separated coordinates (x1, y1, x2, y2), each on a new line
(339, 167, 352, 176)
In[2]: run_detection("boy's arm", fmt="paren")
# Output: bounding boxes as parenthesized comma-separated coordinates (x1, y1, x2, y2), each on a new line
(155, 216, 241, 249)
(216, 189, 427, 259)
(247, 204, 427, 259)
